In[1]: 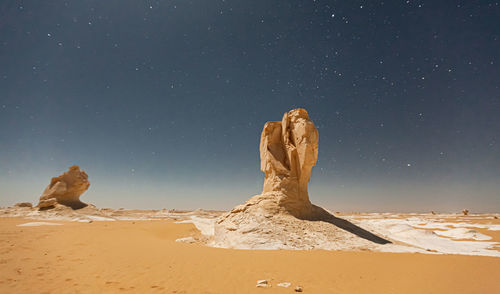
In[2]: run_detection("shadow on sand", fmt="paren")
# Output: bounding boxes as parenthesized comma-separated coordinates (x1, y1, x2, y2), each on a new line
(309, 206, 392, 245)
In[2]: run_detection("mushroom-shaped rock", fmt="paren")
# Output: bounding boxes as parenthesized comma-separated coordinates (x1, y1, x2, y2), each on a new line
(38, 166, 90, 210)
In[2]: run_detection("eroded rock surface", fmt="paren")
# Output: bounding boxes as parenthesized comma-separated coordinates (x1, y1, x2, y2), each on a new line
(258, 108, 319, 217)
(38, 166, 90, 210)
(213, 109, 391, 250)
(14, 202, 33, 208)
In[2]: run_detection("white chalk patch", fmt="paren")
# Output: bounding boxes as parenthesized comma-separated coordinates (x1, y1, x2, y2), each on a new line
(84, 215, 116, 221)
(277, 282, 291, 287)
(359, 219, 500, 257)
(177, 216, 215, 236)
(17, 222, 62, 227)
(256, 280, 269, 288)
(435, 228, 492, 241)
(175, 237, 196, 243)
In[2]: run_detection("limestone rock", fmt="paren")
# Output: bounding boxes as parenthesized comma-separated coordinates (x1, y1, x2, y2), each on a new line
(258, 108, 319, 217)
(37, 198, 58, 210)
(221, 108, 319, 220)
(38, 166, 90, 210)
(256, 280, 268, 288)
(213, 109, 391, 250)
(277, 282, 291, 288)
(14, 202, 33, 208)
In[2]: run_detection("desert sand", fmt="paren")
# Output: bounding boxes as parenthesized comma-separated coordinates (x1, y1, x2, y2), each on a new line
(1, 215, 500, 294)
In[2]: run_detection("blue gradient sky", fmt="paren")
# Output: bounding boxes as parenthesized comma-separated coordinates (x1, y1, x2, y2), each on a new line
(1, 1, 499, 212)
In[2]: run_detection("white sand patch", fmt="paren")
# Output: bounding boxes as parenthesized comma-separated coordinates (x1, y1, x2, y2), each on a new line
(175, 237, 196, 243)
(435, 228, 492, 241)
(84, 215, 116, 221)
(277, 282, 291, 288)
(358, 219, 500, 257)
(17, 222, 62, 227)
(176, 216, 216, 236)
(412, 221, 500, 231)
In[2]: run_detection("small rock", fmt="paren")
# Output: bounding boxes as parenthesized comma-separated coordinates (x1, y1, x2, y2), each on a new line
(256, 280, 268, 288)
(295, 286, 303, 292)
(462, 209, 469, 216)
(37, 198, 58, 210)
(277, 282, 291, 288)
(175, 237, 195, 243)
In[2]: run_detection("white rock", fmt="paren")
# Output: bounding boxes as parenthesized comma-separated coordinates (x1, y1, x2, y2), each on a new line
(17, 222, 62, 227)
(175, 237, 196, 243)
(277, 282, 291, 287)
(256, 280, 268, 287)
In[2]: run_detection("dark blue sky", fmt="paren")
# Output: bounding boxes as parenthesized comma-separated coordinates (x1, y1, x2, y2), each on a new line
(1, 1, 499, 212)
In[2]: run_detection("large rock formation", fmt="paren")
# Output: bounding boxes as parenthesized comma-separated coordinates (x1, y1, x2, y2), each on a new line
(259, 108, 319, 218)
(37, 166, 90, 210)
(213, 109, 390, 249)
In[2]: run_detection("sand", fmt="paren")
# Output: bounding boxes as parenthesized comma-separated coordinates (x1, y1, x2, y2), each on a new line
(1, 217, 499, 294)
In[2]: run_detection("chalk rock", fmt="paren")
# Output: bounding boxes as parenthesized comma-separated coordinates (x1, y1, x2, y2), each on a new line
(38, 166, 90, 210)
(214, 109, 324, 248)
(14, 202, 33, 208)
(213, 109, 391, 250)
(256, 280, 268, 288)
(222, 108, 319, 219)
(37, 198, 58, 210)
(175, 237, 196, 243)
(277, 282, 291, 288)
(258, 108, 319, 217)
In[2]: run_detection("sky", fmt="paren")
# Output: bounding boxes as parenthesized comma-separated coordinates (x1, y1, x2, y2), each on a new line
(0, 0, 499, 212)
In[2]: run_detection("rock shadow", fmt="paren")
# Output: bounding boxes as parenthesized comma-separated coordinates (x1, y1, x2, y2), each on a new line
(59, 201, 88, 210)
(308, 206, 391, 245)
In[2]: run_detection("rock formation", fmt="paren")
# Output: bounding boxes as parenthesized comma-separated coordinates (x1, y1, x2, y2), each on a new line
(14, 202, 33, 208)
(218, 108, 319, 220)
(37, 166, 90, 210)
(258, 108, 319, 218)
(213, 109, 391, 249)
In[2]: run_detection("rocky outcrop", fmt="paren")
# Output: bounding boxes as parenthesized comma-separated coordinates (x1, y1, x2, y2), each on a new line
(37, 198, 59, 210)
(14, 202, 33, 208)
(220, 108, 319, 220)
(258, 108, 319, 217)
(213, 109, 390, 249)
(37, 166, 90, 210)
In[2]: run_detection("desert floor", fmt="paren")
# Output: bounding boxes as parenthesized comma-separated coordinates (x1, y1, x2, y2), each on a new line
(1, 217, 499, 294)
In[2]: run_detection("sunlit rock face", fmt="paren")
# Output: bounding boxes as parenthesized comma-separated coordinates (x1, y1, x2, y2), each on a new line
(38, 166, 90, 210)
(259, 108, 319, 217)
(213, 109, 326, 249)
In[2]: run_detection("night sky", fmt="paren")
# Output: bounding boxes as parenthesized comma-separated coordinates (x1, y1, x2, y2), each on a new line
(1, 1, 499, 212)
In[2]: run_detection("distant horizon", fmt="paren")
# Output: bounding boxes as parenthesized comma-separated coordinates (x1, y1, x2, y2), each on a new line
(1, 159, 499, 213)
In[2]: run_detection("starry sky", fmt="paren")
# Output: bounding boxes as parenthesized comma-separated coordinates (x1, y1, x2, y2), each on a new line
(1, 1, 499, 212)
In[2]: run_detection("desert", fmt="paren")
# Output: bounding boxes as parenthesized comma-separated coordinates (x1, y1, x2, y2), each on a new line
(2, 2, 500, 292)
(1, 210, 500, 293)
